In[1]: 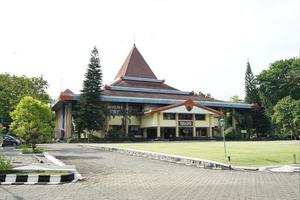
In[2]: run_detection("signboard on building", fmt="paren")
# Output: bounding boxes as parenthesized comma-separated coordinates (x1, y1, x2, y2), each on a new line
(178, 121, 193, 126)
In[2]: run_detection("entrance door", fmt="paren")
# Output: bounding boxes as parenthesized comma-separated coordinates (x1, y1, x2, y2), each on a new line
(147, 128, 157, 139)
(161, 127, 176, 139)
(179, 127, 193, 137)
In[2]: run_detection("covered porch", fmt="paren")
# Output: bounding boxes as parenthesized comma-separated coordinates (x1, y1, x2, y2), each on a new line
(141, 99, 223, 139)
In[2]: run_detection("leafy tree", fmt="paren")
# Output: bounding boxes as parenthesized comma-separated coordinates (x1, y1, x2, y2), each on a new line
(272, 96, 300, 139)
(0, 74, 50, 123)
(75, 47, 108, 138)
(230, 95, 244, 103)
(251, 107, 272, 137)
(0, 123, 3, 145)
(198, 91, 212, 99)
(0, 123, 3, 134)
(10, 96, 54, 150)
(256, 58, 300, 116)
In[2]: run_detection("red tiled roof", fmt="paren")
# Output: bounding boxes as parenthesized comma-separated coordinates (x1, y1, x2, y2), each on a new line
(115, 44, 158, 80)
(111, 79, 179, 91)
(59, 89, 75, 101)
(103, 89, 220, 102)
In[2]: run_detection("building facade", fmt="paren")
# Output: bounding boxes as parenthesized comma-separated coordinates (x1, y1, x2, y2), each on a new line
(52, 45, 252, 139)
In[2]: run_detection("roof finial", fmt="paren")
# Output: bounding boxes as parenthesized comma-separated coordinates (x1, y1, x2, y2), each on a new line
(133, 35, 136, 47)
(247, 57, 249, 63)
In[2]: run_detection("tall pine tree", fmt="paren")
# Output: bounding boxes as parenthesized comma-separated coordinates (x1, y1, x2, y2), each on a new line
(245, 61, 259, 104)
(244, 61, 271, 137)
(75, 47, 107, 137)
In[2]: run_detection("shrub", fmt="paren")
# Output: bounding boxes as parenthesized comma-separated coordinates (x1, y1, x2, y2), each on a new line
(15, 144, 31, 149)
(0, 156, 12, 170)
(21, 146, 44, 154)
(225, 130, 243, 141)
(105, 129, 123, 141)
(67, 135, 79, 143)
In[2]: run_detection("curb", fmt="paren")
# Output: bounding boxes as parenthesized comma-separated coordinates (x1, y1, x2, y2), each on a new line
(43, 152, 85, 181)
(0, 173, 75, 185)
(44, 152, 65, 166)
(82, 144, 231, 170)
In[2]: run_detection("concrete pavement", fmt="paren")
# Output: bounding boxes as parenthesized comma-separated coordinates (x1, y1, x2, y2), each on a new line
(1, 143, 299, 200)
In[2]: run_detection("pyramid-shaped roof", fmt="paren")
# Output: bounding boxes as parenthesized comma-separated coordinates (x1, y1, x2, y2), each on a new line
(115, 44, 158, 80)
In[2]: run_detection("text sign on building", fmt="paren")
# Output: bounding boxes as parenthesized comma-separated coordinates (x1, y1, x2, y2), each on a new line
(178, 121, 193, 126)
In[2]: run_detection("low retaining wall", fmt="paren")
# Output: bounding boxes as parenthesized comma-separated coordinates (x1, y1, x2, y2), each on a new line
(85, 145, 231, 170)
(0, 173, 75, 185)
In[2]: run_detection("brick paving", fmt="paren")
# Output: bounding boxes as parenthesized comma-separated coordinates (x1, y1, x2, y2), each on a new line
(0, 143, 299, 200)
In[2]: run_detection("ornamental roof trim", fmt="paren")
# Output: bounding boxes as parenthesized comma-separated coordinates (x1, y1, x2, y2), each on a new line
(144, 99, 224, 116)
(109, 86, 192, 95)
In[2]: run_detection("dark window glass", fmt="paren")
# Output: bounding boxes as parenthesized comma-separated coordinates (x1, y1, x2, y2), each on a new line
(129, 125, 141, 136)
(196, 128, 208, 137)
(178, 114, 192, 120)
(195, 114, 206, 120)
(179, 127, 193, 137)
(163, 113, 175, 120)
(128, 104, 142, 115)
(109, 104, 123, 115)
(110, 125, 122, 132)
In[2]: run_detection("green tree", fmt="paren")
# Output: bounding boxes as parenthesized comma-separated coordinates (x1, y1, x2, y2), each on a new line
(230, 95, 244, 103)
(272, 96, 300, 139)
(245, 61, 259, 104)
(10, 96, 54, 149)
(0, 123, 3, 145)
(198, 91, 212, 99)
(75, 47, 107, 138)
(0, 74, 50, 123)
(242, 61, 272, 137)
(256, 58, 300, 116)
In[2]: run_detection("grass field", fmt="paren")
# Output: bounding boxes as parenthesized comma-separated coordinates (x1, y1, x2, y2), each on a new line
(104, 141, 300, 167)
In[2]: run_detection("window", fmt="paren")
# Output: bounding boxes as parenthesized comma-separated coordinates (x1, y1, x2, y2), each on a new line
(110, 125, 122, 132)
(178, 114, 192, 120)
(196, 128, 208, 137)
(163, 113, 175, 120)
(129, 125, 141, 136)
(128, 104, 142, 115)
(195, 114, 206, 121)
(108, 104, 123, 115)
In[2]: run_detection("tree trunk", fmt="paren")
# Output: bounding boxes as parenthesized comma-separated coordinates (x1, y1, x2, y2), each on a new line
(78, 129, 81, 141)
(32, 143, 36, 151)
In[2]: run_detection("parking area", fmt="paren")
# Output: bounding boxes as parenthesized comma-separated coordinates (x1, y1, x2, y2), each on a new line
(1, 143, 299, 200)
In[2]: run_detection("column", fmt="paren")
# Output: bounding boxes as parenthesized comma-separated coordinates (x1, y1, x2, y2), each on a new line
(208, 114, 213, 138)
(125, 103, 129, 136)
(192, 114, 196, 137)
(157, 113, 161, 138)
(175, 113, 179, 137)
(143, 128, 147, 138)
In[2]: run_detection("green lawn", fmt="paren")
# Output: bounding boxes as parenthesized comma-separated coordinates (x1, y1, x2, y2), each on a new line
(103, 141, 300, 167)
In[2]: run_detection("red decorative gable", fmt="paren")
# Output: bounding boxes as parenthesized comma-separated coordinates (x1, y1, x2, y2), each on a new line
(144, 99, 224, 116)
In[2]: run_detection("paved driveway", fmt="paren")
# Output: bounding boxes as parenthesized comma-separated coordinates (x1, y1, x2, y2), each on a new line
(1, 143, 299, 200)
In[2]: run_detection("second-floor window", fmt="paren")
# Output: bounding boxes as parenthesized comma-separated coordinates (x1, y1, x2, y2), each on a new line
(128, 104, 142, 115)
(195, 114, 206, 120)
(163, 113, 175, 120)
(109, 104, 123, 115)
(178, 114, 192, 120)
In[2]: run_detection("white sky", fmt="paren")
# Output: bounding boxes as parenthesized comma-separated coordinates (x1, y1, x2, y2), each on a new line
(0, 0, 299, 101)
